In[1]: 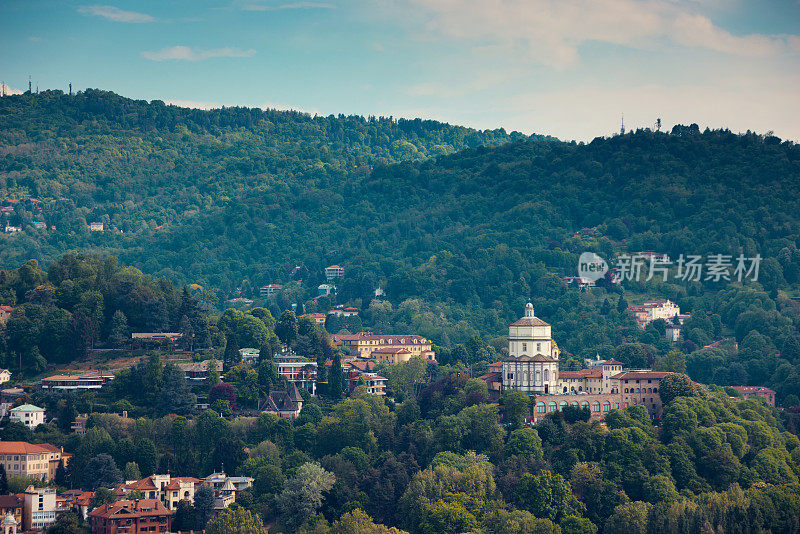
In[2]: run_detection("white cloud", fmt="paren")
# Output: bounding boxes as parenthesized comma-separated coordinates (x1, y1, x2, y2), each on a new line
(142, 46, 257, 61)
(241, 2, 336, 11)
(403, 0, 799, 68)
(0, 84, 24, 96)
(78, 5, 155, 23)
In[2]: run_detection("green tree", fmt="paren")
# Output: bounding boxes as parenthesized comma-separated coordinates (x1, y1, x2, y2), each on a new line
(276, 462, 336, 533)
(276, 311, 298, 346)
(659, 373, 697, 404)
(206, 507, 265, 534)
(83, 454, 122, 490)
(123, 462, 141, 481)
(194, 485, 215, 529)
(328, 350, 343, 399)
(502, 390, 530, 428)
(514, 470, 584, 522)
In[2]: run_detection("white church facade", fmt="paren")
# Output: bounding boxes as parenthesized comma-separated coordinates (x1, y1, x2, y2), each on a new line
(494, 304, 667, 422)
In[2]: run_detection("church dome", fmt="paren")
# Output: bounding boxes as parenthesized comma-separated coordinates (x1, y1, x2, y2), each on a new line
(3, 515, 17, 526)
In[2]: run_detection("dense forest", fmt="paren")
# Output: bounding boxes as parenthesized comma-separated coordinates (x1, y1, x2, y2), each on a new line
(3, 90, 800, 401)
(9, 353, 800, 534)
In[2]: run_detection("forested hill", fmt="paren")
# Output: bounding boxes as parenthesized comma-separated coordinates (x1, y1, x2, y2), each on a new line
(3, 91, 800, 352)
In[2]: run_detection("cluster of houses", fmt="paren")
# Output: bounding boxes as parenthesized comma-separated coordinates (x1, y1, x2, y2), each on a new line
(0, 453, 252, 534)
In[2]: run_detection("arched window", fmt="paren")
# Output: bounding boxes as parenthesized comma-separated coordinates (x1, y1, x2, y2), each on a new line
(571, 401, 579, 407)
(578, 386, 583, 392)
(563, 386, 568, 393)
(591, 401, 600, 412)
(581, 400, 589, 409)
(559, 401, 568, 411)
(603, 401, 611, 412)
(547, 401, 557, 412)
(536, 402, 546, 413)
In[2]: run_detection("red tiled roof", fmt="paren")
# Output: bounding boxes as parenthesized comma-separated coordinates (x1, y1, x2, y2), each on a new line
(0, 495, 22, 508)
(88, 499, 173, 519)
(559, 369, 603, 379)
(602, 359, 624, 365)
(372, 347, 411, 354)
(611, 371, 669, 380)
(477, 372, 501, 382)
(0, 442, 55, 455)
(120, 477, 158, 491)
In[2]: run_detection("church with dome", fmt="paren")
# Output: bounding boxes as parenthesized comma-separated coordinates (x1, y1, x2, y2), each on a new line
(502, 303, 560, 394)
(486, 303, 669, 422)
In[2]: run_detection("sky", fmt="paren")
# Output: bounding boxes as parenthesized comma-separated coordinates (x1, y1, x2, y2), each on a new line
(1, 0, 799, 141)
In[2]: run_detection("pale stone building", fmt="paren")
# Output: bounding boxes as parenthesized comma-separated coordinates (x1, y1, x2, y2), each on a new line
(502, 304, 560, 394)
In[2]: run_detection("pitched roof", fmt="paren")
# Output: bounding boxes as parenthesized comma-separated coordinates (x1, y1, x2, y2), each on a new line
(0, 442, 54, 455)
(88, 499, 173, 519)
(559, 369, 603, 379)
(510, 316, 550, 327)
(10, 404, 44, 412)
(0, 495, 22, 508)
(120, 477, 158, 491)
(611, 371, 669, 380)
(602, 359, 624, 366)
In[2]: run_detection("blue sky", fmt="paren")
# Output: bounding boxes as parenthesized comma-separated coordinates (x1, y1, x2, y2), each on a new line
(1, 0, 799, 141)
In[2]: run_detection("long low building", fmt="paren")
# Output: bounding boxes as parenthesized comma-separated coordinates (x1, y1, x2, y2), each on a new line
(41, 371, 114, 390)
(332, 332, 435, 362)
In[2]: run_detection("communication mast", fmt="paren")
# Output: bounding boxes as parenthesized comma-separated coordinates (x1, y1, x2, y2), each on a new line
(655, 118, 662, 131)
(28, 76, 32, 93)
(620, 113, 625, 135)
(69, 83, 72, 96)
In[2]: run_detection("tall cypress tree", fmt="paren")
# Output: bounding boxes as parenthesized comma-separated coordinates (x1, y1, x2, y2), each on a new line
(0, 464, 8, 493)
(329, 350, 343, 399)
(223, 333, 240, 370)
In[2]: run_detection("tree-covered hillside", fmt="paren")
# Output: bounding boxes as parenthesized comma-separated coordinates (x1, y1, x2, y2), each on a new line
(3, 90, 800, 402)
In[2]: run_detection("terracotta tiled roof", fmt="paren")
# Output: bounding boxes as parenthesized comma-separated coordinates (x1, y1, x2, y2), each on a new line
(602, 359, 624, 365)
(88, 499, 173, 519)
(611, 371, 669, 380)
(0, 495, 22, 508)
(477, 372, 501, 382)
(0, 442, 54, 455)
(121, 477, 158, 491)
(559, 369, 603, 379)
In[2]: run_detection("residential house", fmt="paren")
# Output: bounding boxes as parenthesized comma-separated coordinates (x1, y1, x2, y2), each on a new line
(9, 404, 45, 430)
(0, 442, 69, 481)
(41, 371, 114, 391)
(273, 352, 317, 393)
(238, 348, 260, 365)
(88, 499, 173, 534)
(0, 369, 10, 385)
(32, 222, 46, 230)
(0, 388, 25, 419)
(665, 324, 682, 342)
(259, 284, 283, 296)
(71, 414, 88, 435)
(177, 360, 222, 381)
(199, 473, 254, 511)
(317, 284, 336, 297)
(0, 306, 12, 325)
(332, 332, 435, 362)
(131, 333, 183, 343)
(261, 384, 304, 419)
(4, 226, 21, 234)
(117, 475, 200, 511)
(302, 313, 326, 325)
(88, 222, 104, 232)
(731, 386, 776, 406)
(325, 265, 345, 281)
(327, 307, 359, 318)
(22, 486, 57, 532)
(346, 372, 387, 396)
(628, 299, 681, 328)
